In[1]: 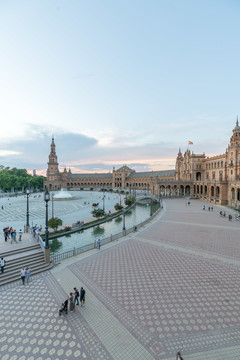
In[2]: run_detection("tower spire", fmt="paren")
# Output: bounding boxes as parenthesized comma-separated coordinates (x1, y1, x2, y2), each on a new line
(237, 115, 239, 127)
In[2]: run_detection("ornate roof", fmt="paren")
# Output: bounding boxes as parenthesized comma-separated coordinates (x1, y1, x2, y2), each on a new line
(116, 165, 135, 173)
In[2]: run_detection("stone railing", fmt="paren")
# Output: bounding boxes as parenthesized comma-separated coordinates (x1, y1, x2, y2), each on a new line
(50, 206, 162, 264)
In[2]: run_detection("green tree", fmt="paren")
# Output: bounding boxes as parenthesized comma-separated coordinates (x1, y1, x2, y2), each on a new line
(48, 217, 63, 231)
(91, 208, 105, 219)
(0, 165, 45, 191)
(125, 196, 136, 207)
(114, 203, 123, 211)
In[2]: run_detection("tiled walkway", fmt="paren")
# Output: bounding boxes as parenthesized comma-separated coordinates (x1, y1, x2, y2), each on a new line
(1, 198, 240, 359)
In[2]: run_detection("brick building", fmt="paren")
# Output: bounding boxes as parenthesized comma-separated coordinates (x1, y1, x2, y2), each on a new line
(44, 119, 240, 208)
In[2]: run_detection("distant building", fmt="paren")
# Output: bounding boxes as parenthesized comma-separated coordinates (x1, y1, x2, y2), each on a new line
(33, 169, 36, 176)
(43, 119, 240, 208)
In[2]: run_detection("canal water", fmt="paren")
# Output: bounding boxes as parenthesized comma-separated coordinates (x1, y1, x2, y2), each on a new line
(50, 200, 159, 254)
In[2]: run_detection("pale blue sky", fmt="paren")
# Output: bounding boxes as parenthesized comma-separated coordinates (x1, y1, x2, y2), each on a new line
(0, 0, 239, 174)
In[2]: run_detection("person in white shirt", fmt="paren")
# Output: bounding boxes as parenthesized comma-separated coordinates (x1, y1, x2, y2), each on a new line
(20, 267, 26, 285)
(1, 258, 6, 273)
(19, 229, 22, 241)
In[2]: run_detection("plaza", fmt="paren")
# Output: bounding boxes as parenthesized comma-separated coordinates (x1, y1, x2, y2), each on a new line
(1, 198, 240, 359)
(0, 191, 125, 236)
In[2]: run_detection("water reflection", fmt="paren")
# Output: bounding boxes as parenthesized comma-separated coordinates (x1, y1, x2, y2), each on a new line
(50, 202, 160, 255)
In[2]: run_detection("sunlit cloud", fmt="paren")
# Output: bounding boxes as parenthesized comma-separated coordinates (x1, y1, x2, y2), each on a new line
(0, 150, 22, 156)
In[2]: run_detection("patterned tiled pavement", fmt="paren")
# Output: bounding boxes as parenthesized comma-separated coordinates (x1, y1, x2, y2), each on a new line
(1, 198, 240, 359)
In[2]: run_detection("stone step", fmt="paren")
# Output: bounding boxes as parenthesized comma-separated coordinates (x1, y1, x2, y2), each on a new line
(4, 249, 44, 264)
(0, 242, 52, 286)
(0, 243, 41, 257)
(0, 263, 53, 286)
(1, 260, 50, 280)
(2, 256, 45, 275)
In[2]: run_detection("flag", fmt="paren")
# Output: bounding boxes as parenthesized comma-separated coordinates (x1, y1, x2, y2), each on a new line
(188, 141, 193, 145)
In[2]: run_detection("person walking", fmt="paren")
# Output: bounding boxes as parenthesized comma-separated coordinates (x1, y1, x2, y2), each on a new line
(20, 267, 26, 285)
(18, 229, 22, 241)
(80, 287, 86, 306)
(176, 351, 184, 360)
(97, 238, 101, 250)
(26, 267, 31, 283)
(69, 292, 75, 312)
(1, 257, 6, 273)
(73, 287, 79, 305)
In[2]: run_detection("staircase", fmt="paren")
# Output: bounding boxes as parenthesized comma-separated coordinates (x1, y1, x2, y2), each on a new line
(0, 244, 53, 286)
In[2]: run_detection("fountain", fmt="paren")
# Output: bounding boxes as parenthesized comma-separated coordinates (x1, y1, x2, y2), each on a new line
(54, 189, 73, 200)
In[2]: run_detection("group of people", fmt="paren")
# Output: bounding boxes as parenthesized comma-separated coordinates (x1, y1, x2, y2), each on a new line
(3, 227, 22, 243)
(202, 205, 214, 211)
(59, 286, 86, 315)
(20, 266, 31, 285)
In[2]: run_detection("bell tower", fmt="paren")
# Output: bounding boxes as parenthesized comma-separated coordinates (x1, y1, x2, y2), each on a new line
(46, 136, 61, 190)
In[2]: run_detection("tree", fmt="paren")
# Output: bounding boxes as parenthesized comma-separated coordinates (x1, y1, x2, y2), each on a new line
(0, 165, 45, 191)
(125, 196, 136, 207)
(114, 203, 123, 211)
(48, 217, 63, 231)
(91, 208, 105, 219)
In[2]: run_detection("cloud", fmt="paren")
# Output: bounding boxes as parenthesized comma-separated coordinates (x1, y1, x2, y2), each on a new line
(0, 123, 98, 170)
(0, 119, 231, 174)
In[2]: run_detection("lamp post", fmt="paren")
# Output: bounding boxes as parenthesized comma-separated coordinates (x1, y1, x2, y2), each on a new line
(122, 210, 126, 231)
(51, 192, 55, 218)
(150, 197, 153, 217)
(26, 189, 30, 231)
(102, 193, 105, 213)
(44, 190, 50, 249)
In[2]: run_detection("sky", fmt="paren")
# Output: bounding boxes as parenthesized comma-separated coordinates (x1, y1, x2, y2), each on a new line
(0, 0, 240, 176)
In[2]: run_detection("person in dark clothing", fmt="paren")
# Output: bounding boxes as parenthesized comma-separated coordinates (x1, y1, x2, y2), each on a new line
(80, 287, 86, 306)
(176, 351, 183, 360)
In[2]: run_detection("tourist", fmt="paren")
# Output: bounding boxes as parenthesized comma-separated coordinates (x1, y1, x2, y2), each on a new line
(73, 287, 79, 305)
(20, 267, 26, 285)
(97, 238, 101, 250)
(18, 229, 22, 241)
(11, 230, 17, 244)
(1, 257, 6, 273)
(26, 267, 31, 283)
(69, 292, 75, 311)
(80, 287, 86, 306)
(202, 205, 205, 210)
(176, 351, 184, 360)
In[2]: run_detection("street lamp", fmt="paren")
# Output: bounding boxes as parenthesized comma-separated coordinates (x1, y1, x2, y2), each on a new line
(102, 192, 105, 213)
(26, 189, 30, 230)
(44, 190, 50, 249)
(150, 198, 153, 217)
(122, 210, 126, 231)
(51, 192, 55, 218)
